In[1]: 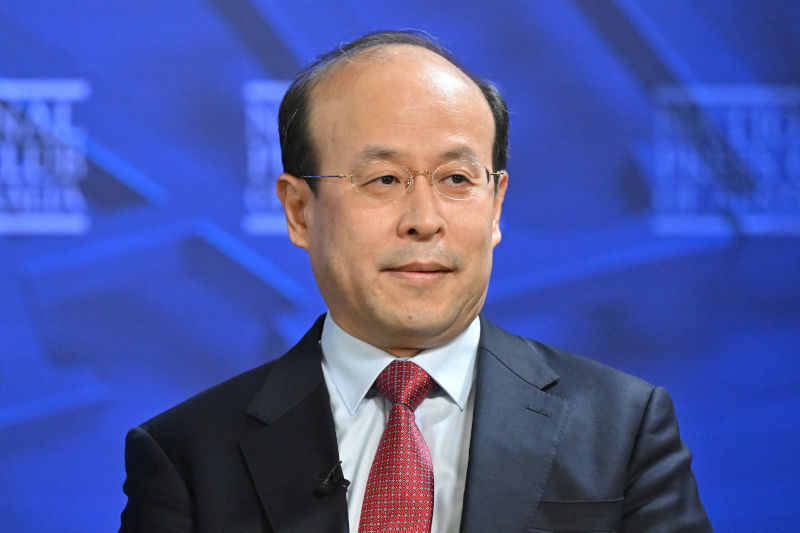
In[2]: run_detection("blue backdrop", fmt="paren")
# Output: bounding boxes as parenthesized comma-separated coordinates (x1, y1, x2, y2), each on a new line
(1, 2, 798, 531)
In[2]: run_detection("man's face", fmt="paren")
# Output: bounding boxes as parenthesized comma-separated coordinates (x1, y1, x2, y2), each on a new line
(278, 45, 507, 355)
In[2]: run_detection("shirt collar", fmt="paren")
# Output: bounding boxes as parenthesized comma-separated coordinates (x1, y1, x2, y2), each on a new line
(320, 313, 480, 416)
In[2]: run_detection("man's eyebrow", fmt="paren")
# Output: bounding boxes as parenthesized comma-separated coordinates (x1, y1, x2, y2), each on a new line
(354, 146, 402, 163)
(441, 146, 480, 161)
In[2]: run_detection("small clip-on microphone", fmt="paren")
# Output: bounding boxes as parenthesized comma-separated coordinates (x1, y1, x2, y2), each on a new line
(314, 460, 351, 496)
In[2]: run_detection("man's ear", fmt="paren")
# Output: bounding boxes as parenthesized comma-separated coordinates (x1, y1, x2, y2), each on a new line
(491, 170, 508, 248)
(276, 173, 313, 250)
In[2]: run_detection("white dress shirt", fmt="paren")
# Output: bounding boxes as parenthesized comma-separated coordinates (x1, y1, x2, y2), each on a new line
(320, 313, 479, 533)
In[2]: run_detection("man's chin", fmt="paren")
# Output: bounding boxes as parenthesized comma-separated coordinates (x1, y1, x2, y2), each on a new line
(371, 310, 470, 351)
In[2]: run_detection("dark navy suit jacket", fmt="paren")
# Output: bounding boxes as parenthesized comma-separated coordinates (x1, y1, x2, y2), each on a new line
(120, 315, 712, 532)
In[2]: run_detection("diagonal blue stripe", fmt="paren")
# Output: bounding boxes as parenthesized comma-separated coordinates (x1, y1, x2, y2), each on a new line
(193, 219, 309, 303)
(84, 136, 168, 206)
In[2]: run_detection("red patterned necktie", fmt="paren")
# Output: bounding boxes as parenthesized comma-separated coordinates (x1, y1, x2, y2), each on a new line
(358, 361, 435, 533)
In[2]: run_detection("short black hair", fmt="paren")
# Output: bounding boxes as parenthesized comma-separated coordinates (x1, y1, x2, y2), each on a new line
(277, 30, 509, 192)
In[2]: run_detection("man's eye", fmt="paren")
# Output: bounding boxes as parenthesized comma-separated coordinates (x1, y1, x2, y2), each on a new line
(442, 174, 470, 185)
(367, 174, 400, 186)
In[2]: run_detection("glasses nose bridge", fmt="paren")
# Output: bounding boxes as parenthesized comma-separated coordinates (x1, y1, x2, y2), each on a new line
(405, 169, 436, 195)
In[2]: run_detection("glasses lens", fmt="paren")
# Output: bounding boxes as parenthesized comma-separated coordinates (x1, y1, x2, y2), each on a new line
(433, 160, 491, 200)
(351, 161, 409, 200)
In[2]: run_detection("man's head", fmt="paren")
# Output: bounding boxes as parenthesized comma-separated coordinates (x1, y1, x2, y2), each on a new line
(276, 31, 509, 356)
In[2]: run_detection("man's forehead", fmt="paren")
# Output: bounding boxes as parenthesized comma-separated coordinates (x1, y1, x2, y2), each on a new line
(306, 42, 495, 171)
(353, 145, 481, 165)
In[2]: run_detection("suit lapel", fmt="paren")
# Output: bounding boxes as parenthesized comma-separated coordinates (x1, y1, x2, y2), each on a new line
(460, 316, 571, 533)
(239, 316, 349, 533)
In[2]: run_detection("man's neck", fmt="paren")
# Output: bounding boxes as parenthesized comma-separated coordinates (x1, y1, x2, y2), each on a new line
(383, 347, 423, 358)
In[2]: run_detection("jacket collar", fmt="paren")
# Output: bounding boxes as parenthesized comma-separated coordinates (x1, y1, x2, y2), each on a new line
(477, 314, 560, 390)
(460, 315, 570, 532)
(240, 315, 349, 532)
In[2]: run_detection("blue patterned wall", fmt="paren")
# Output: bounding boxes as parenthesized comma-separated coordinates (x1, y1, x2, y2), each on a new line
(1, 2, 798, 531)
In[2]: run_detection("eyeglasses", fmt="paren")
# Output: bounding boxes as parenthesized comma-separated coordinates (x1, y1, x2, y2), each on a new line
(302, 159, 504, 201)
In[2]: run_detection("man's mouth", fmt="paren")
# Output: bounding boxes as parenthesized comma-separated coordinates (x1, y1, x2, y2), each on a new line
(383, 262, 453, 284)
(386, 261, 452, 273)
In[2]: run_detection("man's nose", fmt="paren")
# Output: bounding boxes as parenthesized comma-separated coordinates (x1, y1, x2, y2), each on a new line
(397, 172, 446, 239)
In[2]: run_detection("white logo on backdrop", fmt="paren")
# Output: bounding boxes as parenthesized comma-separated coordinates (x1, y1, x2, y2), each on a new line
(241, 80, 290, 235)
(0, 79, 91, 234)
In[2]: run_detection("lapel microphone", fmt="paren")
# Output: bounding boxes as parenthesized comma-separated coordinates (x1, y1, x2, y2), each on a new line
(314, 460, 351, 496)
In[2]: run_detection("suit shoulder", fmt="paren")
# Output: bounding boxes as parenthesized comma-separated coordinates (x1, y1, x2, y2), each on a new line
(524, 337, 655, 402)
(138, 360, 276, 441)
(480, 316, 655, 401)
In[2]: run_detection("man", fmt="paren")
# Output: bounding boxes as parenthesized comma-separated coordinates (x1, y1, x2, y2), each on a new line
(120, 31, 711, 532)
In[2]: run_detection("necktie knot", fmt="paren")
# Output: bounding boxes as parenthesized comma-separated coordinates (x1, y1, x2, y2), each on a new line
(376, 361, 434, 412)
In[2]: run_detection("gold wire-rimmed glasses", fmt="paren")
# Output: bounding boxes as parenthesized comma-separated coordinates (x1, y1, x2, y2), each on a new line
(302, 159, 504, 201)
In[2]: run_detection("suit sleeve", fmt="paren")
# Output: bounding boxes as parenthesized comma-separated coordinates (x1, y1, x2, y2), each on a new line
(119, 426, 195, 533)
(622, 386, 712, 532)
